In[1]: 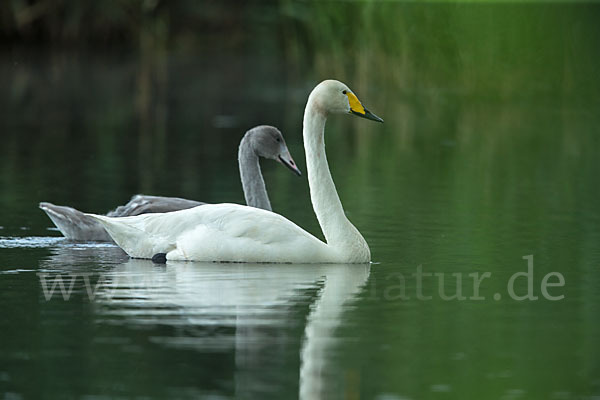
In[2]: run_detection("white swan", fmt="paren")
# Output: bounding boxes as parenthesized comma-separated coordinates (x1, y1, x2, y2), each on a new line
(39, 125, 301, 241)
(89, 80, 383, 263)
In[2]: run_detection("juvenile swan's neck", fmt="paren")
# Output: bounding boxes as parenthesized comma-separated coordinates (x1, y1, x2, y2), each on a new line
(238, 136, 272, 211)
(303, 97, 370, 261)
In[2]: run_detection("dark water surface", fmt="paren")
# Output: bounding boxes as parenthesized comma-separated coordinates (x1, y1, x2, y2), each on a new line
(1, 3, 600, 399)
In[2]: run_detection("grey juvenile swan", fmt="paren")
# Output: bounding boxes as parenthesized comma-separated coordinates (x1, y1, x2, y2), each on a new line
(40, 125, 301, 241)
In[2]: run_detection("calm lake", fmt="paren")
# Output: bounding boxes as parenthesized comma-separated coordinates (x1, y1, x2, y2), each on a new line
(1, 2, 599, 399)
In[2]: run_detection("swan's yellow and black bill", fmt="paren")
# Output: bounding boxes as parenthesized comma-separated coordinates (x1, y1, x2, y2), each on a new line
(346, 92, 384, 123)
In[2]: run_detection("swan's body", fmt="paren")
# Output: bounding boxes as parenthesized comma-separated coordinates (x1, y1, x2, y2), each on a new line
(40, 126, 300, 241)
(92, 203, 336, 263)
(90, 80, 383, 263)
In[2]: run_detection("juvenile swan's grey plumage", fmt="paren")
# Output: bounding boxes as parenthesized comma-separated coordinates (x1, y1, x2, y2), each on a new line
(40, 125, 301, 241)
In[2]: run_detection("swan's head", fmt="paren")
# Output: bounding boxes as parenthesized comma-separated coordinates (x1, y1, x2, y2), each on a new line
(247, 125, 302, 176)
(311, 80, 384, 123)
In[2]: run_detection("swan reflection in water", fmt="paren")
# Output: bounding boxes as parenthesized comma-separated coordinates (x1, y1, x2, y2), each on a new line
(41, 245, 370, 399)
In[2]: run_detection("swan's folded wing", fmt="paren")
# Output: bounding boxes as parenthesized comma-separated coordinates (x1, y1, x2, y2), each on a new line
(106, 194, 204, 217)
(171, 204, 330, 262)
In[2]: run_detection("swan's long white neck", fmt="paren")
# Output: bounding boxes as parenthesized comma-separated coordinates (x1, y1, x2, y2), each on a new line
(238, 137, 272, 211)
(303, 96, 370, 260)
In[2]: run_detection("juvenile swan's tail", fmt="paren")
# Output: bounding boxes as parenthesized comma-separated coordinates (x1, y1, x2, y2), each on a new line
(39, 202, 112, 241)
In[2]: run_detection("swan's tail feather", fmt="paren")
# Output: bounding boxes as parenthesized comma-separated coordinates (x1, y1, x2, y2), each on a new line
(39, 202, 112, 241)
(86, 213, 173, 259)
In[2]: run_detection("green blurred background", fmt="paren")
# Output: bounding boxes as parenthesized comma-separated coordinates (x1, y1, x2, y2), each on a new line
(1, 0, 599, 237)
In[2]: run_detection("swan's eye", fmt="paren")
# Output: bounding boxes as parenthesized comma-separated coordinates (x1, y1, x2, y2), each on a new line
(342, 90, 347, 95)
(276, 137, 282, 143)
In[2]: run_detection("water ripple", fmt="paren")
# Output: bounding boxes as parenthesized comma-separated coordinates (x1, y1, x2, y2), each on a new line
(0, 236, 117, 249)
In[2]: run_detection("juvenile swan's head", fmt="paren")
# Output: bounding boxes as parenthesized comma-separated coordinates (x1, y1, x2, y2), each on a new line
(310, 80, 383, 122)
(246, 125, 302, 176)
